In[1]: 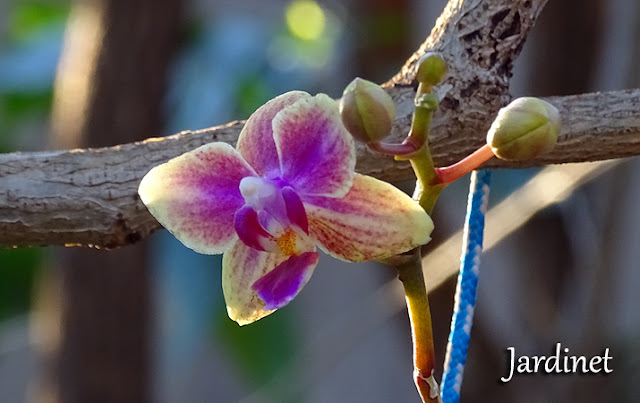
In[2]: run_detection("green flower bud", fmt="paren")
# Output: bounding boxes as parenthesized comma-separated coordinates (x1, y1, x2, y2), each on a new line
(339, 78, 396, 143)
(487, 97, 561, 161)
(416, 53, 447, 86)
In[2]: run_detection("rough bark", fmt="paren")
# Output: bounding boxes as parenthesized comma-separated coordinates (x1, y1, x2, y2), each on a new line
(1, 0, 639, 249)
(2, 89, 638, 249)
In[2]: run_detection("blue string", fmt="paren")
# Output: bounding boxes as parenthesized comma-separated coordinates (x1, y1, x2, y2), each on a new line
(441, 170, 491, 403)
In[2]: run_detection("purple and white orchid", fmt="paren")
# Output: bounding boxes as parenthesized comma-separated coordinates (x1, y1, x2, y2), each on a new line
(138, 91, 433, 325)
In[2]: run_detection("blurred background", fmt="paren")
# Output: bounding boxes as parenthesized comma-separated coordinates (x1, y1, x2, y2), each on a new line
(0, 0, 639, 402)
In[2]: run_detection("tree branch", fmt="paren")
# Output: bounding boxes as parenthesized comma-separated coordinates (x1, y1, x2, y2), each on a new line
(2, 0, 639, 248)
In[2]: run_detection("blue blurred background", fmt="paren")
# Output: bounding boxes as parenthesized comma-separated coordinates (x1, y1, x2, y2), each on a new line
(1, 0, 640, 402)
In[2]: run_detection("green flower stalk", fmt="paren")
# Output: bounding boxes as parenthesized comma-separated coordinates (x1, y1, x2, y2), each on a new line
(389, 53, 448, 403)
(338, 54, 562, 403)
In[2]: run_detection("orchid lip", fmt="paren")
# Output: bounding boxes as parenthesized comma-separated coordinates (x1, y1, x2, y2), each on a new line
(252, 251, 319, 310)
(234, 205, 278, 252)
(236, 176, 311, 255)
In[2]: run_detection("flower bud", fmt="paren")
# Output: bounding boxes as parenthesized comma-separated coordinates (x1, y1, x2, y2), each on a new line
(339, 78, 396, 143)
(416, 53, 447, 86)
(487, 97, 561, 161)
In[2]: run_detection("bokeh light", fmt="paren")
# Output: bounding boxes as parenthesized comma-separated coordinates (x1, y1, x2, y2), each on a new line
(285, 0, 325, 41)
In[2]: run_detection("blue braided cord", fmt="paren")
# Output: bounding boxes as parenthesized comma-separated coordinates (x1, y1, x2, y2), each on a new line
(441, 170, 491, 403)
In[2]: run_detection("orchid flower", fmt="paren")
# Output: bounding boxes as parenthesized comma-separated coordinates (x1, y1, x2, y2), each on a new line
(138, 91, 433, 325)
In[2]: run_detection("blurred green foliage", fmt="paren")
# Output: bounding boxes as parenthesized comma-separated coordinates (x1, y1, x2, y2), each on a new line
(235, 75, 272, 119)
(0, 248, 43, 321)
(6, 1, 69, 43)
(215, 309, 299, 402)
(0, 92, 52, 153)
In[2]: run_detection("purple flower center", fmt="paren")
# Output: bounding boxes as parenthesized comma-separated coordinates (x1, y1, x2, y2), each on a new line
(235, 176, 309, 254)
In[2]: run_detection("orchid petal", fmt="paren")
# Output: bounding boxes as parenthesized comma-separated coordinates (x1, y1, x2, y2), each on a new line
(252, 251, 319, 310)
(234, 205, 277, 252)
(222, 240, 316, 325)
(304, 174, 433, 262)
(237, 91, 311, 177)
(138, 143, 256, 254)
(273, 94, 356, 198)
(222, 241, 286, 325)
(282, 186, 309, 234)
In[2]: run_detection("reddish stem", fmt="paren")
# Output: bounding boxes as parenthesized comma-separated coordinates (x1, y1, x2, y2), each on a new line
(436, 144, 494, 184)
(368, 140, 420, 156)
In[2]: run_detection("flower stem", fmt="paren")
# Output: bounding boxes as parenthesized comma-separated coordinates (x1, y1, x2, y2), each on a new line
(395, 249, 442, 403)
(408, 102, 433, 146)
(391, 83, 443, 403)
(436, 144, 494, 184)
(410, 149, 444, 214)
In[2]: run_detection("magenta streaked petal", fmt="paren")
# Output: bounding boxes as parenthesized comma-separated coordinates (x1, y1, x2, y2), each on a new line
(304, 174, 434, 262)
(138, 143, 256, 254)
(282, 186, 308, 234)
(234, 205, 277, 252)
(273, 94, 356, 198)
(237, 91, 311, 177)
(252, 252, 319, 310)
(222, 241, 290, 325)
